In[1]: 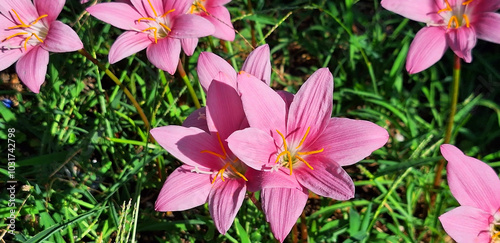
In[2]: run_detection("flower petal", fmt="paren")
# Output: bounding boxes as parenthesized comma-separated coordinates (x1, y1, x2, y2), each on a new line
(244, 167, 302, 192)
(155, 165, 212, 211)
(129, 0, 162, 18)
(197, 52, 237, 92)
(204, 6, 235, 41)
(261, 187, 308, 243)
(150, 125, 222, 169)
(441, 144, 500, 214)
(146, 37, 181, 74)
(468, 0, 500, 12)
(446, 27, 476, 63)
(406, 27, 448, 74)
(287, 68, 333, 147)
(241, 44, 271, 85)
(205, 0, 231, 7)
(227, 127, 277, 170)
(0, 0, 38, 25)
(439, 206, 491, 243)
(86, 2, 146, 30)
(183, 107, 209, 133)
(208, 179, 246, 234)
(309, 118, 388, 166)
(0, 40, 24, 72)
(381, 0, 440, 23)
(181, 38, 198, 56)
(16, 46, 48, 93)
(42, 21, 83, 53)
(109, 31, 151, 64)
(169, 14, 215, 39)
(164, 0, 191, 17)
(294, 156, 355, 200)
(34, 0, 64, 23)
(475, 12, 500, 45)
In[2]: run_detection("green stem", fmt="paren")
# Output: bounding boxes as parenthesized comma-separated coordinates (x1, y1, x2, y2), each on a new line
(177, 60, 201, 109)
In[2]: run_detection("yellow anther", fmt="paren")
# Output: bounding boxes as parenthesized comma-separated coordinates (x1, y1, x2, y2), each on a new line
(212, 163, 230, 184)
(276, 130, 289, 151)
(462, 0, 474, 5)
(143, 27, 158, 43)
(159, 22, 171, 32)
(438, 0, 452, 13)
(11, 9, 28, 26)
(275, 151, 289, 164)
(7, 24, 30, 29)
(161, 9, 176, 17)
(24, 34, 32, 51)
(295, 156, 314, 170)
(216, 133, 228, 158)
(463, 14, 470, 28)
(190, 1, 207, 14)
(2, 32, 29, 42)
(227, 163, 248, 181)
(447, 15, 459, 29)
(31, 14, 48, 25)
(201, 150, 226, 159)
(32, 33, 44, 43)
(296, 127, 310, 149)
(137, 17, 156, 23)
(146, 0, 158, 17)
(297, 148, 324, 156)
(492, 231, 500, 240)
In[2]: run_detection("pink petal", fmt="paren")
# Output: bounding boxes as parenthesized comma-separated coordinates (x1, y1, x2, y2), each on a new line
(169, 14, 215, 39)
(441, 144, 500, 214)
(204, 6, 235, 41)
(381, 0, 440, 23)
(261, 187, 308, 243)
(34, 0, 64, 23)
(237, 72, 286, 139)
(406, 27, 448, 74)
(294, 156, 355, 200)
(468, 0, 500, 12)
(439, 206, 491, 243)
(244, 167, 303, 192)
(146, 37, 180, 74)
(287, 68, 333, 147)
(475, 12, 500, 44)
(205, 0, 232, 7)
(130, 0, 162, 18)
(164, 0, 191, 17)
(183, 107, 209, 133)
(227, 127, 277, 170)
(155, 165, 212, 211)
(0, 40, 24, 71)
(197, 52, 237, 92)
(206, 79, 246, 140)
(42, 21, 83, 53)
(86, 2, 146, 31)
(208, 179, 246, 234)
(309, 118, 388, 166)
(0, 0, 38, 25)
(150, 125, 222, 169)
(446, 27, 476, 63)
(241, 44, 271, 85)
(181, 38, 198, 56)
(16, 46, 48, 93)
(109, 31, 151, 64)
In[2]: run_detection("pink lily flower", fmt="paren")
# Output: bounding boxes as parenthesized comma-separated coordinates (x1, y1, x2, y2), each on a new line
(227, 69, 389, 241)
(439, 144, 500, 243)
(181, 0, 235, 55)
(0, 0, 83, 93)
(86, 0, 215, 74)
(381, 0, 500, 74)
(152, 77, 250, 234)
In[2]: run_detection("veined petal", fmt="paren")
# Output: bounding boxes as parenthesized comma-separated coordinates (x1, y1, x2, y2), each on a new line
(197, 52, 237, 92)
(183, 107, 209, 133)
(164, 0, 192, 17)
(0, 0, 38, 25)
(34, 0, 64, 23)
(446, 27, 476, 63)
(406, 27, 448, 74)
(309, 118, 388, 166)
(287, 68, 333, 147)
(146, 37, 181, 74)
(227, 127, 277, 170)
(261, 187, 308, 243)
(295, 156, 355, 200)
(42, 21, 83, 53)
(205, 0, 232, 7)
(441, 144, 500, 214)
(16, 46, 49, 93)
(204, 6, 235, 41)
(475, 12, 500, 45)
(109, 31, 151, 64)
(241, 44, 271, 85)
(150, 125, 222, 169)
(181, 38, 198, 56)
(129, 0, 162, 18)
(381, 0, 440, 23)
(86, 2, 146, 30)
(155, 165, 212, 211)
(208, 179, 246, 234)
(244, 167, 302, 192)
(169, 14, 215, 39)
(439, 206, 491, 243)
(468, 0, 500, 13)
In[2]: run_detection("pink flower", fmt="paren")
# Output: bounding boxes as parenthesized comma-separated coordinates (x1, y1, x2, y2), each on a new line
(181, 0, 235, 55)
(381, 0, 500, 74)
(151, 77, 250, 234)
(439, 144, 500, 243)
(227, 69, 389, 241)
(0, 0, 83, 93)
(86, 0, 215, 74)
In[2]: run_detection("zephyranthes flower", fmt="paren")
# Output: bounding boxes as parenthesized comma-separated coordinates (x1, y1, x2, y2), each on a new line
(0, 0, 83, 93)
(152, 76, 250, 234)
(439, 144, 500, 243)
(227, 69, 389, 241)
(87, 0, 214, 74)
(381, 0, 500, 74)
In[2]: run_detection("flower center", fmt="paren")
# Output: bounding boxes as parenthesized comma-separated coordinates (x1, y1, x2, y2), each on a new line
(2, 9, 49, 51)
(189, 0, 207, 14)
(275, 127, 324, 175)
(436, 0, 475, 29)
(136, 0, 175, 43)
(491, 209, 500, 242)
(200, 132, 248, 183)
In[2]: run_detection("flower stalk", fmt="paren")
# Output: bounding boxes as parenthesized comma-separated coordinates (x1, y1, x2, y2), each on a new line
(177, 60, 201, 109)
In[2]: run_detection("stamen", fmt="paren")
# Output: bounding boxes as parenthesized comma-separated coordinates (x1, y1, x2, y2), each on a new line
(438, 0, 452, 13)
(31, 14, 48, 25)
(196, 2, 207, 13)
(211, 163, 230, 184)
(215, 133, 228, 158)
(142, 27, 158, 43)
(276, 130, 288, 151)
(463, 14, 470, 28)
(137, 17, 156, 23)
(492, 231, 500, 240)
(146, 0, 158, 17)
(7, 24, 30, 29)
(159, 22, 171, 32)
(295, 156, 314, 170)
(2, 32, 28, 42)
(287, 152, 293, 175)
(275, 151, 289, 163)
(447, 15, 459, 29)
(226, 163, 248, 181)
(295, 127, 310, 149)
(24, 34, 32, 50)
(200, 150, 226, 159)
(462, 0, 474, 5)
(297, 148, 324, 155)
(161, 9, 176, 17)
(10, 9, 28, 26)
(32, 33, 44, 43)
